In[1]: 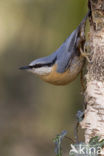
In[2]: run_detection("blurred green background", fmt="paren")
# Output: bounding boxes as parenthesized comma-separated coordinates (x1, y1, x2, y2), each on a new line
(0, 0, 87, 156)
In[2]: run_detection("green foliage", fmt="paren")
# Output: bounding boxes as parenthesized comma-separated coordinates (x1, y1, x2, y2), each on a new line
(89, 136, 104, 148)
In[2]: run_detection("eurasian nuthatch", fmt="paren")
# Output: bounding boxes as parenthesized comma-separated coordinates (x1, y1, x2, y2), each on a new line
(20, 12, 90, 85)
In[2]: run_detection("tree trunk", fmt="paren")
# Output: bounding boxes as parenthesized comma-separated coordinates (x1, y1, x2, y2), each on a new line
(80, 0, 104, 143)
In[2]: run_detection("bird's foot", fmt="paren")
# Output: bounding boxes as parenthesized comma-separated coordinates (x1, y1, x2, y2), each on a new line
(80, 47, 92, 63)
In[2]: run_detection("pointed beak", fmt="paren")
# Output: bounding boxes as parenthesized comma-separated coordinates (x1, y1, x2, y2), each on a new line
(19, 66, 31, 70)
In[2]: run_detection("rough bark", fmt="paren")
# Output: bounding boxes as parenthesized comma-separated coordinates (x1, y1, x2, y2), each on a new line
(80, 0, 104, 143)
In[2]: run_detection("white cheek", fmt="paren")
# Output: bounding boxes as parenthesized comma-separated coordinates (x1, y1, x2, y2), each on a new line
(30, 67, 52, 75)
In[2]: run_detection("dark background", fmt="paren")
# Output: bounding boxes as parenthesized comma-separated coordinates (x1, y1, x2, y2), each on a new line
(0, 0, 87, 156)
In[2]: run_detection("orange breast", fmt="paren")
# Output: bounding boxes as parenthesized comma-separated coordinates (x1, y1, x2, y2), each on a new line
(40, 56, 84, 85)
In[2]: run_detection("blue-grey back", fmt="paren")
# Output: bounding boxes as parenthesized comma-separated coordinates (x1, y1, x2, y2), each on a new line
(29, 28, 78, 73)
(29, 11, 89, 73)
(56, 29, 78, 73)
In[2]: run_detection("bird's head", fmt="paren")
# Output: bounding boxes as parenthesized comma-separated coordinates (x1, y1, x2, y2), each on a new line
(20, 55, 57, 76)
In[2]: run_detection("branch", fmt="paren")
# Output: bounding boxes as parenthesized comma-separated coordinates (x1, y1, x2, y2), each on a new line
(80, 0, 104, 143)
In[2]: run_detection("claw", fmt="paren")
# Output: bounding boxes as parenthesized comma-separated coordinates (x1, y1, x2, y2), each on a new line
(80, 47, 92, 63)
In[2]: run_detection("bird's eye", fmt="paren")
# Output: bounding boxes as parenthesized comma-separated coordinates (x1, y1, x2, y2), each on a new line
(32, 64, 44, 68)
(31, 63, 52, 68)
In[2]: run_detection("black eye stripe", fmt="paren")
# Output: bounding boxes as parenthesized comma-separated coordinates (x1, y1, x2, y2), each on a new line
(30, 56, 57, 69)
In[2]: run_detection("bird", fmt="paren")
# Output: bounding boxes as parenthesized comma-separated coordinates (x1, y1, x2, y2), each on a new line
(20, 12, 90, 85)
